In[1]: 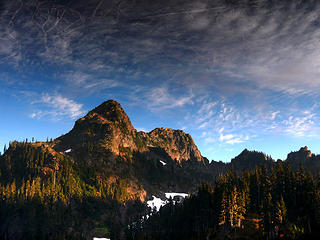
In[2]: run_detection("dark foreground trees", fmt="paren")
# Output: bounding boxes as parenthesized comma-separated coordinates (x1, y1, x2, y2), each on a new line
(2, 141, 320, 240)
(128, 163, 320, 240)
(0, 141, 147, 240)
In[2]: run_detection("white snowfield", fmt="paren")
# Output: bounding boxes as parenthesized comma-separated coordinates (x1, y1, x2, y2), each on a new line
(93, 238, 110, 240)
(147, 196, 166, 211)
(64, 149, 72, 153)
(159, 160, 167, 165)
(147, 193, 189, 212)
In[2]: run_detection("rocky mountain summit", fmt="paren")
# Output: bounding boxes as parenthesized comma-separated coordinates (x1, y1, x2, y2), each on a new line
(44, 100, 212, 200)
(55, 100, 205, 164)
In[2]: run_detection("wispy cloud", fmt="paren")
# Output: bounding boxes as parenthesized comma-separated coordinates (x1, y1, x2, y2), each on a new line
(2, 0, 320, 97)
(136, 86, 194, 111)
(196, 100, 218, 124)
(196, 98, 250, 133)
(282, 113, 316, 137)
(0, 27, 21, 66)
(219, 129, 249, 145)
(31, 94, 84, 120)
(192, 97, 254, 147)
(193, 95, 320, 146)
(63, 71, 120, 93)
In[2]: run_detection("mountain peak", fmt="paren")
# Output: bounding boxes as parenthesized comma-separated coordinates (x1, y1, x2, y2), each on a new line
(90, 100, 122, 113)
(287, 146, 312, 163)
(54, 100, 205, 164)
(82, 99, 135, 133)
(87, 100, 130, 122)
(231, 149, 273, 170)
(235, 149, 268, 161)
(54, 100, 136, 151)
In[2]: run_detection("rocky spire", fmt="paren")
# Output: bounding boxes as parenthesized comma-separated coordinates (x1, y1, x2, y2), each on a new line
(85, 100, 136, 133)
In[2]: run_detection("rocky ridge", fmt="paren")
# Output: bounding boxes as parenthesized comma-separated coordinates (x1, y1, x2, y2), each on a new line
(54, 100, 205, 164)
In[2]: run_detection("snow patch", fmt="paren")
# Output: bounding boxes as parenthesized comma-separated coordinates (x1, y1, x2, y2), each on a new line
(159, 160, 166, 165)
(64, 149, 72, 153)
(93, 238, 110, 240)
(147, 196, 166, 211)
(147, 193, 189, 212)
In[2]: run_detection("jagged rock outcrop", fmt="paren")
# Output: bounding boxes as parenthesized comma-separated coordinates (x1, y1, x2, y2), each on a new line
(287, 146, 313, 164)
(286, 146, 320, 174)
(147, 128, 203, 163)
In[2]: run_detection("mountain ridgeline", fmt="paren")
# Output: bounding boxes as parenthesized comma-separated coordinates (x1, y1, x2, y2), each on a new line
(53, 100, 212, 196)
(55, 100, 205, 164)
(1, 100, 320, 239)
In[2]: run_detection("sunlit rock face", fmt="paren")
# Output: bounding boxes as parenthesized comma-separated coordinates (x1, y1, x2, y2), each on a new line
(147, 128, 204, 163)
(55, 100, 205, 164)
(54, 100, 138, 155)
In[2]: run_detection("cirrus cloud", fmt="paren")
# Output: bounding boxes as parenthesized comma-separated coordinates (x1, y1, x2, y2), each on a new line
(30, 93, 85, 120)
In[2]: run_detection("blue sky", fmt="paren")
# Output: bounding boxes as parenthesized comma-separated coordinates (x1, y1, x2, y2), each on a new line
(1, 0, 320, 161)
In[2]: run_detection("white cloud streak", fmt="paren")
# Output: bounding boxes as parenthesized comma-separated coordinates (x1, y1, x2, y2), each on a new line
(64, 71, 120, 92)
(31, 94, 84, 120)
(142, 86, 194, 111)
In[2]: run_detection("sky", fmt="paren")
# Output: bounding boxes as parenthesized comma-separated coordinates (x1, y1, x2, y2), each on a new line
(1, 0, 320, 162)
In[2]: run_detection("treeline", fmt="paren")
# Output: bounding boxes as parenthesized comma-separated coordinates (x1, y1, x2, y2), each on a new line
(0, 141, 146, 240)
(128, 162, 320, 240)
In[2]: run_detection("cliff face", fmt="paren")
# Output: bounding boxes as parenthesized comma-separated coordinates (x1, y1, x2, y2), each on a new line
(55, 100, 205, 164)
